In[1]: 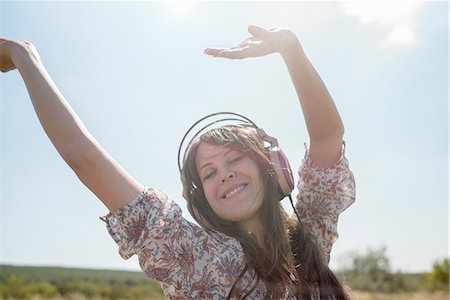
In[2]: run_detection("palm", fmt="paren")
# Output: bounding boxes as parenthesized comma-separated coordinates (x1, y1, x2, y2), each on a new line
(205, 37, 274, 59)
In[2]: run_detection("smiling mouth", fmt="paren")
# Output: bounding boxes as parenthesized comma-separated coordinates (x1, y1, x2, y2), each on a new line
(223, 184, 247, 199)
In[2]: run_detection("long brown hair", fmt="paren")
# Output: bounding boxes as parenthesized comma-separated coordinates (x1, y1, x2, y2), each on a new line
(181, 125, 350, 299)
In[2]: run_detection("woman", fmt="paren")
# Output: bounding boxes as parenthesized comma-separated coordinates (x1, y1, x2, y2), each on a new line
(1, 25, 355, 299)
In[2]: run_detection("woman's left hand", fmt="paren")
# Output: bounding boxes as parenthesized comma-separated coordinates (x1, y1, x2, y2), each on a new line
(204, 25, 299, 59)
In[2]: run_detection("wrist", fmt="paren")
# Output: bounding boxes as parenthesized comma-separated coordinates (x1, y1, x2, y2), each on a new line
(279, 33, 303, 59)
(9, 41, 40, 68)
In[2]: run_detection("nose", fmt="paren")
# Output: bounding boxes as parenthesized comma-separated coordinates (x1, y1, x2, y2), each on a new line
(220, 169, 235, 184)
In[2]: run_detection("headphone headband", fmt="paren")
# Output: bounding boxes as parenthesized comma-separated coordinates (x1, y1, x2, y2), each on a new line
(177, 112, 258, 172)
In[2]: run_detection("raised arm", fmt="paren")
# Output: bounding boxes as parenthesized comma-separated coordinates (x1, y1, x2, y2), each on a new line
(0, 39, 143, 212)
(205, 26, 344, 168)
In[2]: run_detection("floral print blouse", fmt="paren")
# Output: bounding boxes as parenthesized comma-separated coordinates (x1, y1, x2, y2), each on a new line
(101, 150, 355, 299)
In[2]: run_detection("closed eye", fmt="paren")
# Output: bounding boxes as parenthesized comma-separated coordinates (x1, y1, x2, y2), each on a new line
(201, 154, 243, 181)
(229, 156, 243, 164)
(203, 170, 216, 181)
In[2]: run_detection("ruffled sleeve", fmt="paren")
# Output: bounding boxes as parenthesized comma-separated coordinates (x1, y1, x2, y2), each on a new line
(295, 144, 356, 264)
(101, 188, 183, 260)
(100, 187, 246, 298)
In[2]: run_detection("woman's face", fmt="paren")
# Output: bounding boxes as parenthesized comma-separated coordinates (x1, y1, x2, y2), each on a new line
(195, 142, 265, 222)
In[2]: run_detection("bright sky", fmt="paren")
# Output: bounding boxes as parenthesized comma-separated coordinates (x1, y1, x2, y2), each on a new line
(1, 1, 448, 274)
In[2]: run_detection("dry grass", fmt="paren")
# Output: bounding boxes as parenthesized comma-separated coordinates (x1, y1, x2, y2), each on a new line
(350, 291, 449, 300)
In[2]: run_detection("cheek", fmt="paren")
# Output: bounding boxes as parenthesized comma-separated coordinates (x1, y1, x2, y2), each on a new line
(202, 181, 216, 204)
(252, 173, 265, 203)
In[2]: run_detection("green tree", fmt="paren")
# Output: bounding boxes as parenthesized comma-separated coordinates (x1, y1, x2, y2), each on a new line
(424, 258, 449, 291)
(339, 247, 414, 293)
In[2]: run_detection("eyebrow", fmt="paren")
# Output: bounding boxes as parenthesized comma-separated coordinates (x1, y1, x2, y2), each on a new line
(199, 148, 234, 173)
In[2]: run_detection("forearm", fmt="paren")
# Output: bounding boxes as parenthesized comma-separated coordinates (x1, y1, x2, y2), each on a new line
(11, 43, 96, 166)
(280, 38, 344, 141)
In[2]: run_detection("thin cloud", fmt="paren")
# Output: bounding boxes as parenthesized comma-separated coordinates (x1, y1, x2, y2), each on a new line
(340, 2, 424, 48)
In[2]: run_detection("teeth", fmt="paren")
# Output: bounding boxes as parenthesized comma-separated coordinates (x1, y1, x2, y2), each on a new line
(225, 185, 245, 199)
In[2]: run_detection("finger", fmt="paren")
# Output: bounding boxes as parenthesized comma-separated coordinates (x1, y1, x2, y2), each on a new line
(204, 44, 249, 55)
(248, 25, 271, 41)
(205, 46, 250, 58)
(204, 47, 229, 56)
(238, 39, 263, 50)
(215, 46, 254, 60)
(240, 36, 260, 45)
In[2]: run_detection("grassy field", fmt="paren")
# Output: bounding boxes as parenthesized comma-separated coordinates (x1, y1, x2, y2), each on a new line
(1, 265, 448, 300)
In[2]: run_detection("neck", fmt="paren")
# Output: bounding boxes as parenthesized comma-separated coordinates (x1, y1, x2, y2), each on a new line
(240, 216, 265, 248)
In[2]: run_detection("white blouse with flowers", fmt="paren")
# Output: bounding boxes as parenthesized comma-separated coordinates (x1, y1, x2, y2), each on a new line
(101, 152, 356, 299)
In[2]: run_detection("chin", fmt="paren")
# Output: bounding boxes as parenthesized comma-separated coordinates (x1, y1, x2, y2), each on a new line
(223, 208, 261, 223)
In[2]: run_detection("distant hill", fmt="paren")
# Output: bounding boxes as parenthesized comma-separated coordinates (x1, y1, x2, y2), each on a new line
(0, 264, 153, 284)
(0, 264, 164, 299)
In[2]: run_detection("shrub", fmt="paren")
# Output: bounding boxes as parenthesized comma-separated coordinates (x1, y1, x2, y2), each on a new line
(424, 258, 449, 291)
(339, 247, 419, 293)
(23, 281, 58, 297)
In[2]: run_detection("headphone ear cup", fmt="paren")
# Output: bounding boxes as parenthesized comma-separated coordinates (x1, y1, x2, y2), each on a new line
(269, 146, 294, 199)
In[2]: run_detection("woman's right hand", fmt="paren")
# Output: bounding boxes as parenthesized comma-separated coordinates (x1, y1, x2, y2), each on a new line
(0, 39, 40, 73)
(204, 25, 300, 60)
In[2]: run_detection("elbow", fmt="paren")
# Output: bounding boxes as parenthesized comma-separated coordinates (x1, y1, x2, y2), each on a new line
(331, 122, 345, 141)
(60, 152, 87, 171)
(332, 113, 345, 139)
(59, 138, 99, 170)
(338, 125, 345, 139)
(334, 118, 345, 139)
(61, 148, 91, 171)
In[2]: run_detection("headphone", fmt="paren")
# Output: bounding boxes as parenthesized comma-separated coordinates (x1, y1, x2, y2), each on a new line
(178, 112, 295, 202)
